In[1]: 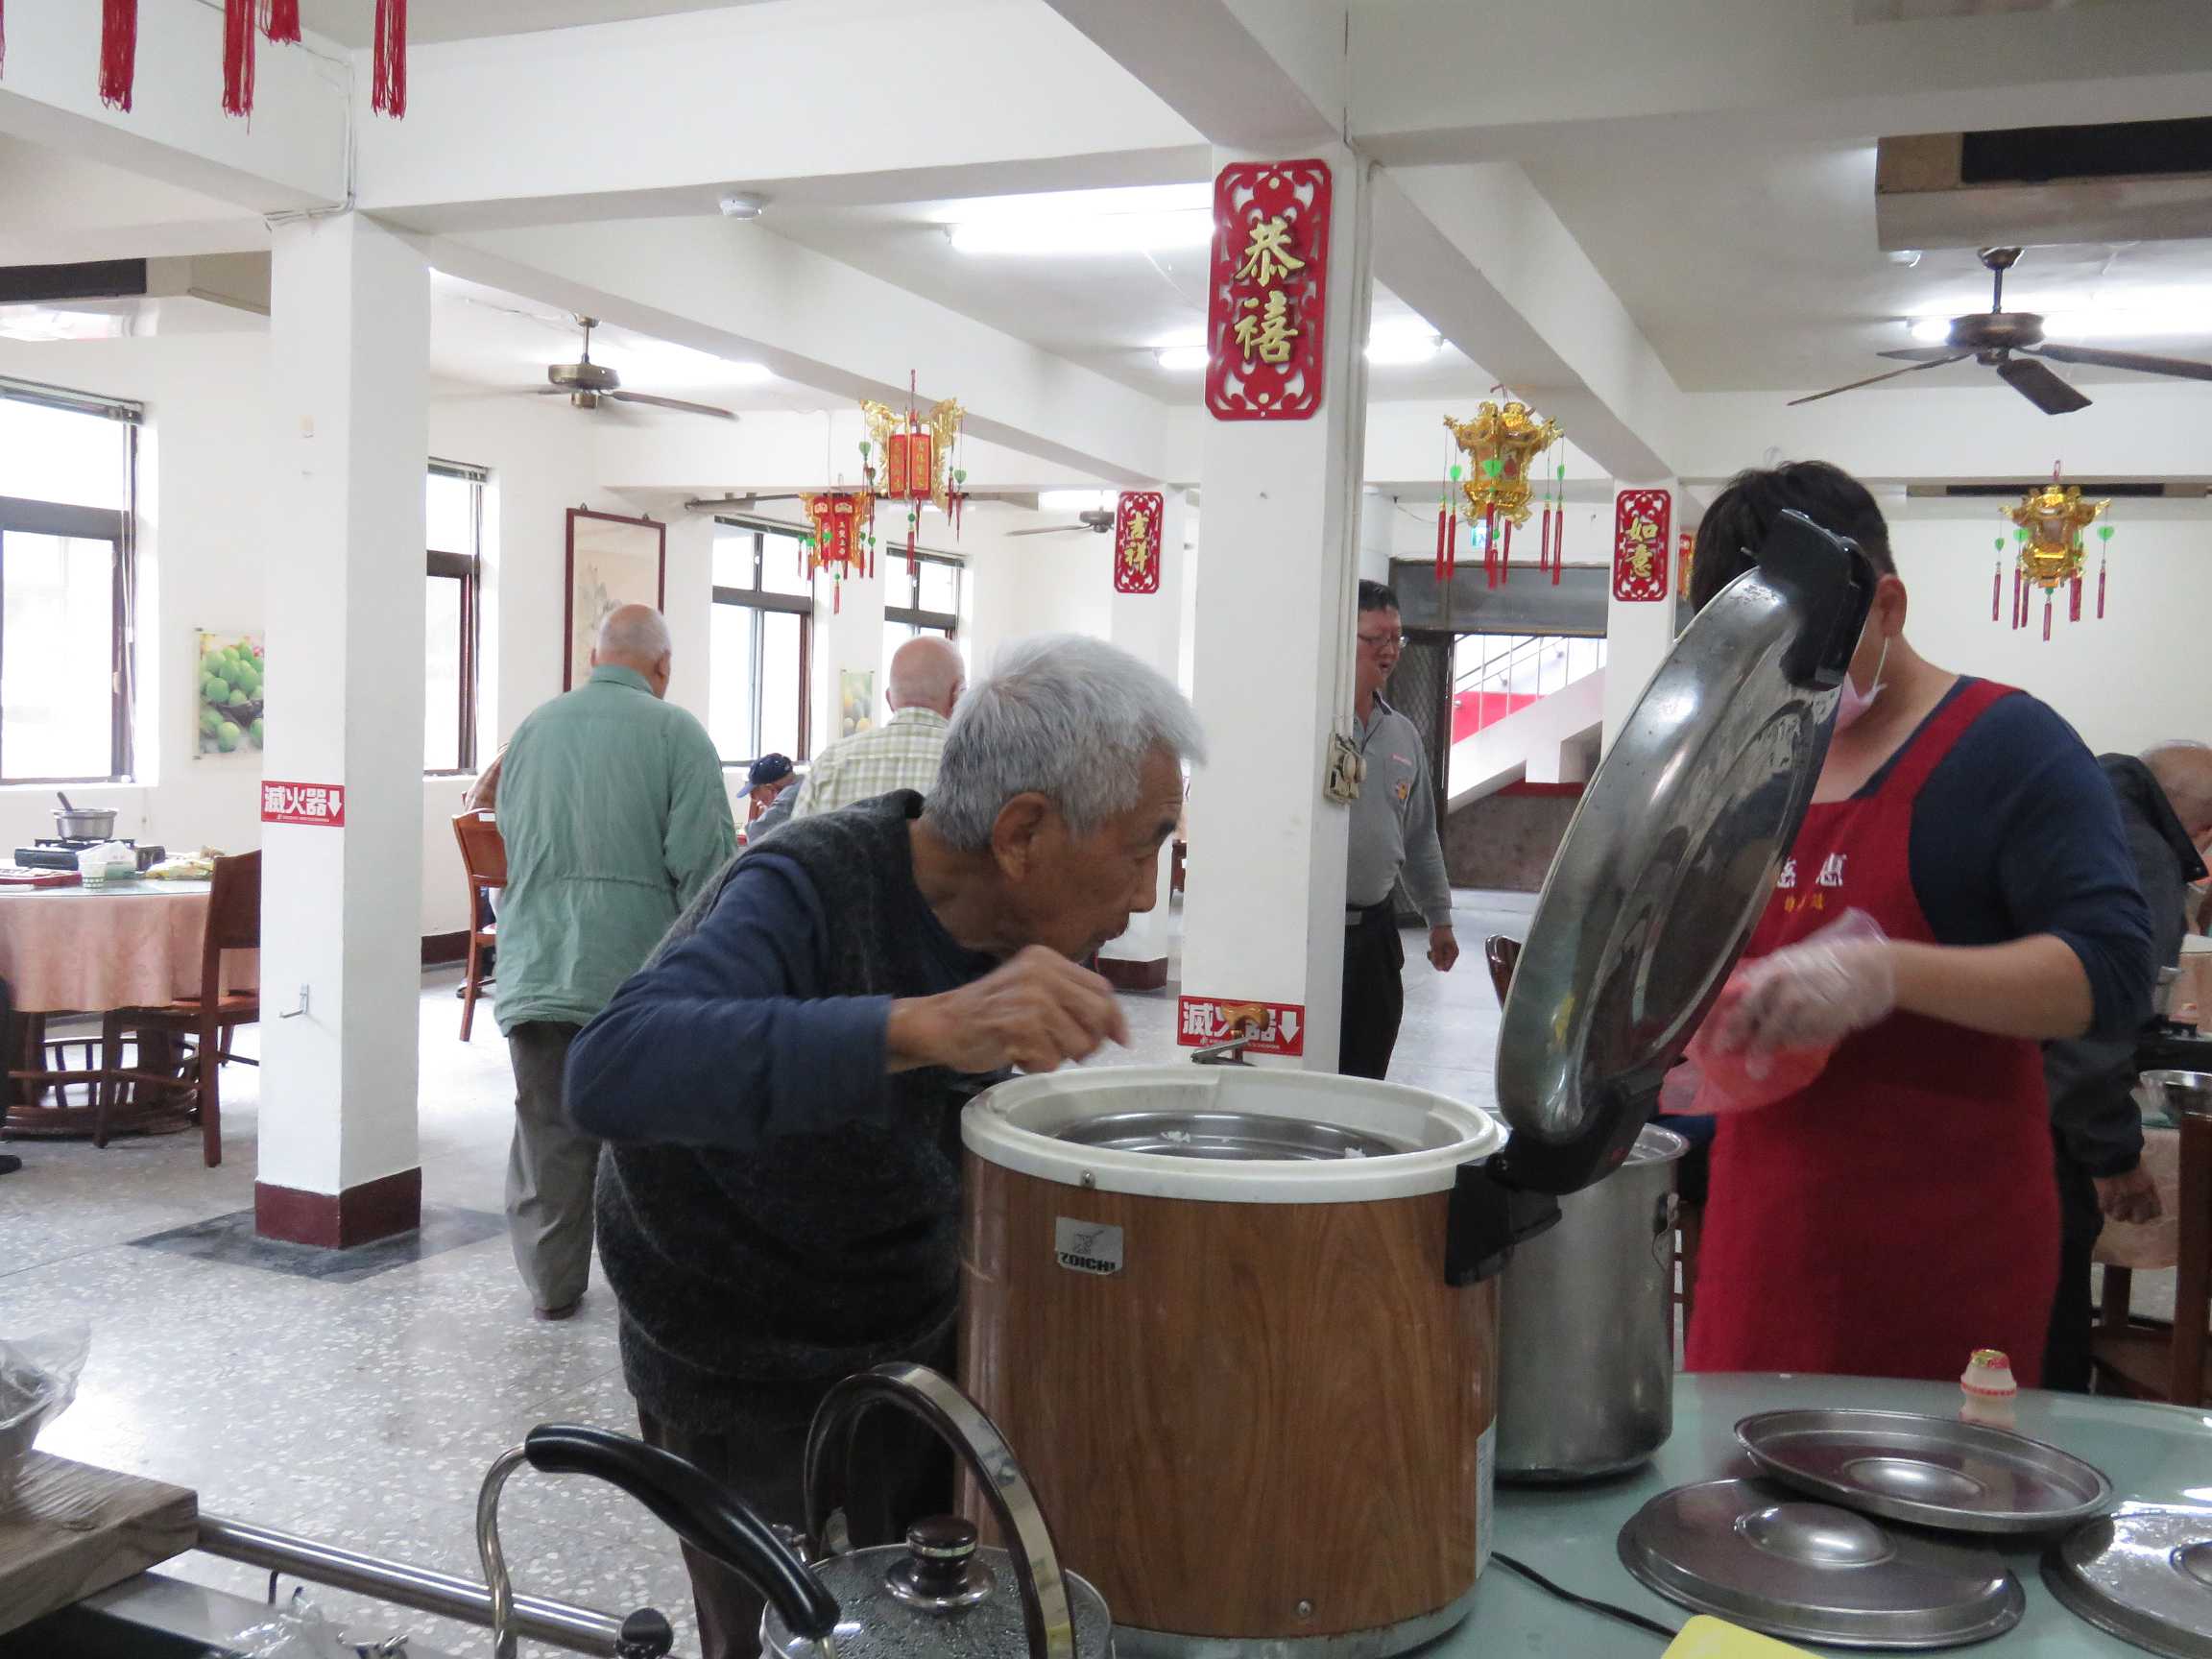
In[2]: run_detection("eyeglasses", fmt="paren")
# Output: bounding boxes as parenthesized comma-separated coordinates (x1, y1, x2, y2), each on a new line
(1357, 631, 1407, 649)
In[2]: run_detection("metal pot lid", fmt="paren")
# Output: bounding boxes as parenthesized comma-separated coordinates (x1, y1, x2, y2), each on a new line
(1055, 1109, 1408, 1162)
(1736, 1408, 2114, 1536)
(2043, 1505, 2212, 1658)
(761, 1530, 1116, 1659)
(1493, 510, 1873, 1196)
(1619, 1478, 2025, 1649)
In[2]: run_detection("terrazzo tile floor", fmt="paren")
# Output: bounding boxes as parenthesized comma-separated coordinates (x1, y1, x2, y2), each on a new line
(4, 886, 2158, 1654)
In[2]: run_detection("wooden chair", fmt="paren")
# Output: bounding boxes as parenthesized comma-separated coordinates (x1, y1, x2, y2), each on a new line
(100, 850, 262, 1167)
(453, 811, 506, 1043)
(1482, 932, 1705, 1327)
(2091, 1103, 2212, 1407)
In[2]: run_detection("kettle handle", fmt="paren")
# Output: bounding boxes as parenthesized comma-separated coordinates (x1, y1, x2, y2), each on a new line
(805, 1363, 1080, 1659)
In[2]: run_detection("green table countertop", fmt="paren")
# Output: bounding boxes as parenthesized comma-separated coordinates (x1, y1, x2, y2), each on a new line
(1452, 1372, 2212, 1654)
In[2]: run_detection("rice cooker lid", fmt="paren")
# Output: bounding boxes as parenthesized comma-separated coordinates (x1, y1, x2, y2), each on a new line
(1492, 510, 1873, 1198)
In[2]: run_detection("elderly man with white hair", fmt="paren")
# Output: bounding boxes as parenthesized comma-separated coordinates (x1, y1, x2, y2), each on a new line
(787, 633, 965, 819)
(493, 603, 735, 1321)
(565, 632, 1202, 1659)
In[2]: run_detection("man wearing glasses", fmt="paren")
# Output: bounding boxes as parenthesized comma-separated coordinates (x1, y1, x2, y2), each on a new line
(1342, 580, 1458, 1078)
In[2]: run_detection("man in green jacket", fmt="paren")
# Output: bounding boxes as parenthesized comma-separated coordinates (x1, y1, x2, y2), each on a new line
(493, 604, 735, 1319)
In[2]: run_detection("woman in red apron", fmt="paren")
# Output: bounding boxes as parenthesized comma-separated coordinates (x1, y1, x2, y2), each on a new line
(1679, 463, 2154, 1385)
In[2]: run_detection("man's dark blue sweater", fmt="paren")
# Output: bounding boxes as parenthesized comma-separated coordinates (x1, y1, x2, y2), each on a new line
(565, 792, 998, 1430)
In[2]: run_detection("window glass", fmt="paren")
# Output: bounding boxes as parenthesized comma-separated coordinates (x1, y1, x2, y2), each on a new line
(918, 558, 959, 615)
(425, 472, 474, 554)
(713, 532, 757, 590)
(758, 612, 805, 757)
(1, 533, 116, 779)
(761, 533, 812, 597)
(0, 402, 125, 511)
(709, 603, 759, 763)
(424, 574, 463, 772)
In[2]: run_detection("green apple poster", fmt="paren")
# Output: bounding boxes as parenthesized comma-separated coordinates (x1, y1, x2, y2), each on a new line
(197, 631, 265, 757)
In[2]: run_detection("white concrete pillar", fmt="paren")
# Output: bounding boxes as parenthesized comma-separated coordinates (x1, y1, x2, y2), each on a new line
(810, 545, 888, 756)
(256, 213, 429, 1245)
(1099, 488, 1189, 990)
(660, 510, 716, 732)
(1599, 480, 1685, 756)
(1182, 146, 1374, 1072)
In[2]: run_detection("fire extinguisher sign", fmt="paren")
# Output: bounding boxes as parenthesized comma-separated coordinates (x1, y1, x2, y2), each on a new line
(1175, 997, 1305, 1057)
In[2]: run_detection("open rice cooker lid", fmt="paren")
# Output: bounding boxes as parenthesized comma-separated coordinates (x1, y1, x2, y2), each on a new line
(961, 1066, 1504, 1203)
(1491, 510, 1874, 1197)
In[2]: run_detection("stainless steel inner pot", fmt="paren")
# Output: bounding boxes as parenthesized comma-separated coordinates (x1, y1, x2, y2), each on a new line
(1054, 1109, 1410, 1162)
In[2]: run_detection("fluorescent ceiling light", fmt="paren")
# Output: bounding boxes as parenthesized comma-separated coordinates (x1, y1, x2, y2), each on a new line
(603, 339, 774, 388)
(950, 211, 1211, 256)
(1904, 288, 2212, 343)
(0, 305, 131, 343)
(1156, 345, 1210, 372)
(933, 183, 1208, 225)
(1151, 327, 1443, 370)
(1907, 318, 1952, 343)
(1039, 489, 1115, 513)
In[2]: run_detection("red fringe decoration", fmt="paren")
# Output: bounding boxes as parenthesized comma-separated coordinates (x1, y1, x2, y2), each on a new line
(2043, 592, 2053, 642)
(264, 0, 301, 43)
(1990, 564, 2000, 622)
(1484, 508, 1498, 589)
(100, 0, 138, 110)
(2, 1, 9, 82)
(1434, 506, 1448, 581)
(1502, 518, 1513, 578)
(222, 0, 253, 117)
(2069, 574, 2082, 623)
(2097, 559, 2106, 619)
(373, 0, 407, 117)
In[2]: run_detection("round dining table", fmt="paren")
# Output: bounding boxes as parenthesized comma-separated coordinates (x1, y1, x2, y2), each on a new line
(0, 877, 257, 1138)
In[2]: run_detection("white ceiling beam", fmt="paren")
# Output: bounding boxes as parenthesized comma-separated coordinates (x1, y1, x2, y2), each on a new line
(0, 0, 348, 212)
(421, 215, 1171, 484)
(352, 0, 1203, 229)
(1354, 0, 2212, 159)
(1375, 164, 1687, 482)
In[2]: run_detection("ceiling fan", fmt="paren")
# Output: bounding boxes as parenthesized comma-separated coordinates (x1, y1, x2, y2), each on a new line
(529, 316, 737, 421)
(1791, 247, 2212, 414)
(1007, 508, 1115, 539)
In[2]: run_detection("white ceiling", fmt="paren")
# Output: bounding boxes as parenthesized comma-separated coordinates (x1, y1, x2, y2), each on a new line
(297, 1, 758, 47)
(1517, 129, 2212, 398)
(765, 194, 1500, 401)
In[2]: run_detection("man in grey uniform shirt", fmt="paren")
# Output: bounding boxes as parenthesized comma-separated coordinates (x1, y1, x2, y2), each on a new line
(1342, 580, 1457, 1078)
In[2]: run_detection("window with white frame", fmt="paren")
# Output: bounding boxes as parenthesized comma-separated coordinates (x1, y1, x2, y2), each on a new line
(0, 376, 139, 783)
(881, 549, 962, 670)
(425, 461, 484, 775)
(709, 524, 812, 764)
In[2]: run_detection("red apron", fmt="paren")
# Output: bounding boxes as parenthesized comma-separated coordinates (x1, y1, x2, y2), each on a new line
(1685, 680, 2058, 1385)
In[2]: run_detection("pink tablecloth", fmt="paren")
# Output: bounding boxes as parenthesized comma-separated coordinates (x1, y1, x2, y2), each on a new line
(0, 881, 259, 1012)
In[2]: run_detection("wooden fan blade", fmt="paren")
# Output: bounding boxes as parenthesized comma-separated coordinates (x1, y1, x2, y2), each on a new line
(1875, 347, 1965, 362)
(1996, 355, 2091, 415)
(610, 390, 738, 421)
(1786, 354, 1968, 406)
(2031, 342, 2212, 383)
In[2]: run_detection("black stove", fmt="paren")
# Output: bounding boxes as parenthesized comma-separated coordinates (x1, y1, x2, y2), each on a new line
(15, 837, 166, 872)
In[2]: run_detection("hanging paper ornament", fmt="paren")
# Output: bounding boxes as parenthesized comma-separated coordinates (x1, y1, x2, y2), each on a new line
(1551, 461, 1567, 586)
(101, 0, 138, 110)
(1443, 400, 1564, 592)
(265, 0, 301, 43)
(373, 0, 407, 117)
(221, 0, 253, 117)
(2096, 522, 2113, 619)
(2000, 469, 2109, 639)
(2043, 590, 2053, 642)
(1990, 537, 2004, 623)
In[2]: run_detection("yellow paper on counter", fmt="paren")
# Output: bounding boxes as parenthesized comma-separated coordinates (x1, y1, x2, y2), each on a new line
(1664, 1615, 1817, 1658)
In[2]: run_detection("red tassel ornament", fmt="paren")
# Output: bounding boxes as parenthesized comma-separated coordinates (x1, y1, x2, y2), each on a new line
(2069, 574, 2082, 623)
(373, 0, 407, 117)
(222, 0, 253, 117)
(265, 0, 301, 42)
(1502, 518, 1513, 578)
(2042, 592, 2053, 641)
(1990, 565, 2001, 622)
(100, 0, 138, 110)
(2097, 559, 2106, 619)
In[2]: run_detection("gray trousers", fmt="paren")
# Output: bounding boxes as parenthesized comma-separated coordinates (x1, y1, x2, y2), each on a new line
(504, 1022, 597, 1311)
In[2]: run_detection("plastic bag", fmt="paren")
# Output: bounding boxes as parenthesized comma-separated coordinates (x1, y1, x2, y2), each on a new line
(0, 1326, 89, 1499)
(1675, 909, 1888, 1116)
(228, 1590, 373, 1659)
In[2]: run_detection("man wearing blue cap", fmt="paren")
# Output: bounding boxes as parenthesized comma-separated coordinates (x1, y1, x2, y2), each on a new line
(743, 753, 801, 844)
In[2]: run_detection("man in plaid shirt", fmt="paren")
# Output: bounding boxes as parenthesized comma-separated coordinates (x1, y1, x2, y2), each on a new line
(790, 635, 964, 819)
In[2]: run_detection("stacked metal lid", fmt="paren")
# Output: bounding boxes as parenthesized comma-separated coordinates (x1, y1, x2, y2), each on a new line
(1617, 1407, 2182, 1650)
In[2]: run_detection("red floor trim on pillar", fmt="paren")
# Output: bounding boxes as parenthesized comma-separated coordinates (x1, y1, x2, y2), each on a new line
(255, 1166, 422, 1248)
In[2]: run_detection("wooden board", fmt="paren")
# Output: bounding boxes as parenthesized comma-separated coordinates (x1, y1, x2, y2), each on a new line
(961, 1158, 1497, 1642)
(0, 1454, 199, 1637)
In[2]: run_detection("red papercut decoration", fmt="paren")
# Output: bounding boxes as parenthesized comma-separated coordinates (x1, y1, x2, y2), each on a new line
(1612, 490, 1671, 603)
(101, 0, 138, 110)
(1205, 159, 1333, 421)
(884, 431, 933, 502)
(373, 0, 407, 117)
(1113, 492, 1165, 595)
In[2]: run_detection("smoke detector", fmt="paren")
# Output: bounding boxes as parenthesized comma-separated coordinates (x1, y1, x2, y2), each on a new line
(719, 192, 769, 221)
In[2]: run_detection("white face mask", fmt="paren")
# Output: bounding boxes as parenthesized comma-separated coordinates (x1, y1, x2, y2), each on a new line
(1834, 631, 1890, 733)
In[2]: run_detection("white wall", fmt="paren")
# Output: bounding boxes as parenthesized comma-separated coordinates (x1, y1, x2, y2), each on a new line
(1887, 499, 2211, 758)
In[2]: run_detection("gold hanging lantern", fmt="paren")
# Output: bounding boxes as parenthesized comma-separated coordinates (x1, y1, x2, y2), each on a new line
(1440, 400, 1565, 589)
(861, 374, 968, 573)
(1996, 468, 2110, 641)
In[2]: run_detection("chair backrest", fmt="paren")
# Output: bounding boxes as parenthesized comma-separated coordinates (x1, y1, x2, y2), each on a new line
(1485, 935, 1522, 1009)
(453, 810, 508, 889)
(199, 850, 261, 998)
(2170, 1105, 2211, 1406)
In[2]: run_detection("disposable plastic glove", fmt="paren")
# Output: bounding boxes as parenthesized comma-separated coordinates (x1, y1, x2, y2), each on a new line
(1708, 908, 1895, 1063)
